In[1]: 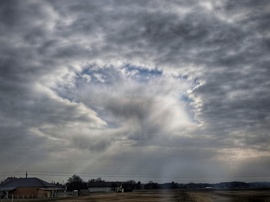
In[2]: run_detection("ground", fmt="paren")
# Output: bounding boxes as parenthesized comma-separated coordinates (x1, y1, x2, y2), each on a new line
(4, 190, 270, 202)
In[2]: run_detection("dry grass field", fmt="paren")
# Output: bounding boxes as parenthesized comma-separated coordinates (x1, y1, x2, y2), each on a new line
(4, 190, 270, 202)
(55, 189, 270, 202)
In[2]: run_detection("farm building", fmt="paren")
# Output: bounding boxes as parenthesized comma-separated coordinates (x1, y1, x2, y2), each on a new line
(88, 182, 123, 193)
(0, 177, 63, 199)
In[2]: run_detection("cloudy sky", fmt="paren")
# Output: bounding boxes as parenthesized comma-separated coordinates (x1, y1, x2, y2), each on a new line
(1, 0, 270, 183)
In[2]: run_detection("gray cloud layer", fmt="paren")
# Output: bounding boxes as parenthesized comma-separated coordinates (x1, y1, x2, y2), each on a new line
(0, 0, 270, 183)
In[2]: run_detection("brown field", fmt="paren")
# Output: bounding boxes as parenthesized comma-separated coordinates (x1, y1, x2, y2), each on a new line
(5, 190, 270, 202)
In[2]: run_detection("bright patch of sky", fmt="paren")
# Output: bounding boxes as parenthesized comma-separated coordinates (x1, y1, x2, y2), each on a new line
(53, 64, 202, 129)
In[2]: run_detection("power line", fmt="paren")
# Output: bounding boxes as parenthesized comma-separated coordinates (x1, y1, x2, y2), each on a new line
(1, 171, 270, 180)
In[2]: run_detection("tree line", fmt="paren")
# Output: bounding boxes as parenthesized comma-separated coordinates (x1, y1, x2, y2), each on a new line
(65, 175, 142, 192)
(63, 174, 270, 192)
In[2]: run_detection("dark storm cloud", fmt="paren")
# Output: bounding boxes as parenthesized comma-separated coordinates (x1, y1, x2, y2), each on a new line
(1, 0, 270, 182)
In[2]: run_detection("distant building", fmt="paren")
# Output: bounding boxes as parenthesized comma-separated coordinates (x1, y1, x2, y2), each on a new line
(88, 182, 123, 193)
(0, 177, 63, 199)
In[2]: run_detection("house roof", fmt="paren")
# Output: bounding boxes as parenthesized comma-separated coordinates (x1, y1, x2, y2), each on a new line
(0, 177, 18, 185)
(0, 178, 56, 190)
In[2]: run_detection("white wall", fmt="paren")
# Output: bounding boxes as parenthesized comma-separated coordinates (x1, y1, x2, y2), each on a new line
(88, 187, 112, 193)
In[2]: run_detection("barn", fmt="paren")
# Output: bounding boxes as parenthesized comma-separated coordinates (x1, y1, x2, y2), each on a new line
(0, 177, 63, 199)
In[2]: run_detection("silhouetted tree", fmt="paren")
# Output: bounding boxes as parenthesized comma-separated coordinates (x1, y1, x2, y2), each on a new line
(136, 181, 142, 189)
(122, 180, 136, 192)
(88, 177, 104, 184)
(170, 181, 178, 189)
(143, 181, 159, 189)
(66, 175, 87, 193)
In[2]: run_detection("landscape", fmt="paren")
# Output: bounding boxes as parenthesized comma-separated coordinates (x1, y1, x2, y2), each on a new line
(1, 0, 270, 201)
(50, 180, 270, 202)
(1, 175, 270, 201)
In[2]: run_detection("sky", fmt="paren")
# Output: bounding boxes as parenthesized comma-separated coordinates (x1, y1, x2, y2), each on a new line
(0, 0, 270, 184)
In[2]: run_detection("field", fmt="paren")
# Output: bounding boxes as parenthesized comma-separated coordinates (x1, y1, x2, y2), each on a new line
(55, 190, 270, 202)
(4, 190, 270, 202)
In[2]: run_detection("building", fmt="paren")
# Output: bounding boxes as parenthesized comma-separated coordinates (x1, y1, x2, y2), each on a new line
(88, 182, 123, 193)
(0, 177, 63, 199)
